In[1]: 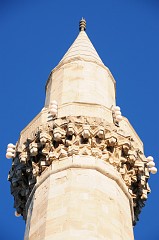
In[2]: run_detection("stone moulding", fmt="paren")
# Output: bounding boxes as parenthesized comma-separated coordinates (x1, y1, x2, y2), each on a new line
(48, 56, 116, 85)
(8, 116, 150, 225)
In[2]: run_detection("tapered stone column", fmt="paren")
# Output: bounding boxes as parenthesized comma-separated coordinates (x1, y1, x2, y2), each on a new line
(24, 156, 134, 240)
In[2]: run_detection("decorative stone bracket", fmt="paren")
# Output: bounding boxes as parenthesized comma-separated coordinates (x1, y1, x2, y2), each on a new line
(8, 116, 152, 224)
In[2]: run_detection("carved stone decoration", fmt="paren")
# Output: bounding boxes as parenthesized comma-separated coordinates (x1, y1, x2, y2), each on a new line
(8, 116, 151, 225)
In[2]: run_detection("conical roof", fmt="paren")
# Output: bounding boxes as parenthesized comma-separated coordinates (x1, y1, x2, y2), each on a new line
(58, 21, 104, 67)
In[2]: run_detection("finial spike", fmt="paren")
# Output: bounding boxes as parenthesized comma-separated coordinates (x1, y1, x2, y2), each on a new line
(79, 18, 86, 32)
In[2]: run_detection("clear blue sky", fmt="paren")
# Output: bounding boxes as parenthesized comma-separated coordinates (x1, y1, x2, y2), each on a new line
(1, 0, 159, 239)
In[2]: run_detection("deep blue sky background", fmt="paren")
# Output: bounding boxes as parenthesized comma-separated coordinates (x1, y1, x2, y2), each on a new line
(1, 0, 159, 239)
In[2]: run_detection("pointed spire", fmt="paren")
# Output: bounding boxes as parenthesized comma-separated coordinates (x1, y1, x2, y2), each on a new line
(58, 19, 104, 67)
(45, 19, 116, 116)
(79, 18, 86, 31)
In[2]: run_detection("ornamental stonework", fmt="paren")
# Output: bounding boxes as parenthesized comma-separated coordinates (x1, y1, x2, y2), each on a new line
(8, 116, 151, 224)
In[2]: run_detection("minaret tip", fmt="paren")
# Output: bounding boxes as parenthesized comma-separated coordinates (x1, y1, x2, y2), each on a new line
(79, 18, 86, 31)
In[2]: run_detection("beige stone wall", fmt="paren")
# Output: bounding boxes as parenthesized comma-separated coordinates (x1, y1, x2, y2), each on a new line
(24, 177, 50, 240)
(25, 157, 134, 240)
(45, 60, 116, 117)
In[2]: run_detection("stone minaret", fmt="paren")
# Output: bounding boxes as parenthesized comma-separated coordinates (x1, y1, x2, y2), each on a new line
(7, 19, 157, 240)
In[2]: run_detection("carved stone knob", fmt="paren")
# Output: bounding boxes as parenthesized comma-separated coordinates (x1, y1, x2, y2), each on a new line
(29, 142, 38, 156)
(108, 136, 117, 146)
(122, 143, 130, 154)
(15, 211, 21, 217)
(50, 100, 58, 117)
(147, 161, 155, 168)
(82, 125, 90, 139)
(149, 167, 157, 174)
(67, 123, 75, 135)
(112, 106, 122, 123)
(97, 126, 104, 139)
(19, 152, 28, 163)
(54, 132, 62, 141)
(82, 129, 90, 139)
(40, 132, 51, 144)
(6, 143, 16, 159)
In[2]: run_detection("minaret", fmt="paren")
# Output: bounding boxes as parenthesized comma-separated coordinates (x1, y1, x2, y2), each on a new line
(7, 19, 157, 240)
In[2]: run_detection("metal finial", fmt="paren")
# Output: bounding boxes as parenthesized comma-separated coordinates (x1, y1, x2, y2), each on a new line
(79, 18, 86, 31)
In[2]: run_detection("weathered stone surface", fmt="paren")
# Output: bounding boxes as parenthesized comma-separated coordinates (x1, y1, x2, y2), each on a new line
(24, 158, 134, 240)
